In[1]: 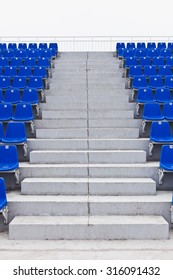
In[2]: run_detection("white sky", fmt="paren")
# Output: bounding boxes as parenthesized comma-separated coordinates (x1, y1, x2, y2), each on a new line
(0, 0, 172, 36)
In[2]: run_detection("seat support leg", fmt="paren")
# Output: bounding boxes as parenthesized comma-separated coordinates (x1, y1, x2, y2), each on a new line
(136, 103, 140, 116)
(158, 169, 164, 185)
(2, 206, 8, 224)
(142, 120, 146, 133)
(23, 143, 28, 158)
(15, 169, 20, 185)
(36, 104, 40, 117)
(148, 142, 154, 157)
(30, 121, 35, 134)
(131, 90, 135, 101)
(41, 91, 45, 102)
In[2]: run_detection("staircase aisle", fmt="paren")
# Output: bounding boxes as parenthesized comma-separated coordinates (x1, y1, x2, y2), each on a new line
(9, 52, 170, 240)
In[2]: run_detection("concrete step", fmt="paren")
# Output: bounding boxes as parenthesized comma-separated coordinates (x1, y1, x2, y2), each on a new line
(45, 95, 128, 103)
(21, 177, 156, 196)
(29, 150, 146, 164)
(27, 138, 149, 151)
(9, 215, 169, 240)
(7, 191, 172, 223)
(36, 128, 139, 139)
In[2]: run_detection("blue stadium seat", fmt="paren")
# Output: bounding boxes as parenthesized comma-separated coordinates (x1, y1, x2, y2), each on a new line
(3, 88, 20, 104)
(135, 48, 148, 58)
(168, 43, 173, 50)
(39, 43, 48, 49)
(49, 43, 58, 51)
(14, 49, 27, 58)
(0, 43, 7, 50)
(152, 56, 165, 67)
(127, 42, 135, 49)
(165, 75, 173, 90)
(0, 177, 8, 224)
(2, 122, 28, 157)
(39, 49, 52, 60)
(27, 49, 39, 59)
(18, 43, 27, 49)
(117, 48, 125, 58)
(158, 65, 172, 77)
(127, 65, 143, 88)
(155, 88, 172, 103)
(136, 88, 155, 115)
(0, 145, 19, 184)
(3, 49, 14, 58)
(122, 48, 135, 59)
(0, 57, 9, 67)
(12, 76, 27, 90)
(23, 57, 37, 67)
(10, 57, 23, 67)
(28, 43, 37, 49)
(166, 56, 173, 66)
(0, 76, 11, 89)
(142, 103, 164, 133)
(139, 57, 151, 67)
(28, 76, 44, 101)
(143, 65, 157, 77)
(149, 122, 173, 156)
(3, 66, 17, 78)
(12, 103, 35, 134)
(160, 48, 171, 58)
(148, 75, 164, 89)
(164, 102, 173, 120)
(137, 42, 146, 49)
(124, 56, 138, 69)
(148, 48, 160, 57)
(116, 43, 125, 51)
(33, 66, 48, 89)
(159, 145, 173, 184)
(0, 103, 12, 121)
(157, 42, 166, 49)
(8, 43, 17, 50)
(49, 48, 56, 59)
(147, 42, 156, 49)
(131, 75, 148, 100)
(18, 66, 32, 78)
(21, 88, 40, 116)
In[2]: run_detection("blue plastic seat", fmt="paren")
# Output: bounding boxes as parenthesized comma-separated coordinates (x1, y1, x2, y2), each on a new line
(18, 43, 27, 49)
(0, 57, 9, 67)
(49, 43, 58, 51)
(143, 65, 157, 77)
(155, 88, 172, 103)
(147, 42, 156, 49)
(122, 48, 135, 59)
(159, 145, 173, 184)
(148, 48, 160, 57)
(27, 49, 39, 59)
(137, 42, 146, 49)
(127, 42, 135, 49)
(3, 66, 17, 78)
(0, 177, 8, 223)
(23, 57, 37, 67)
(117, 48, 125, 58)
(0, 103, 12, 121)
(124, 57, 138, 68)
(128, 65, 143, 78)
(39, 49, 52, 59)
(164, 75, 173, 90)
(3, 88, 20, 104)
(148, 75, 164, 89)
(142, 103, 164, 133)
(160, 48, 171, 58)
(135, 48, 148, 58)
(33, 66, 47, 78)
(18, 66, 32, 78)
(157, 42, 167, 49)
(21, 88, 39, 116)
(28, 76, 43, 90)
(164, 102, 173, 120)
(0, 43, 7, 50)
(152, 56, 165, 67)
(12, 76, 27, 90)
(49, 48, 56, 58)
(3, 49, 14, 58)
(10, 57, 23, 67)
(28, 43, 37, 49)
(149, 122, 173, 156)
(168, 43, 173, 50)
(158, 65, 172, 77)
(116, 43, 125, 52)
(166, 56, 173, 66)
(12, 103, 35, 134)
(139, 57, 151, 67)
(131, 75, 148, 100)
(39, 43, 48, 49)
(0, 76, 11, 89)
(8, 43, 17, 50)
(136, 88, 155, 115)
(14, 49, 27, 58)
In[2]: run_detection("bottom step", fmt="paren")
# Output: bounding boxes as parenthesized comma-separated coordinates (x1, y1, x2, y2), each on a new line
(9, 215, 169, 240)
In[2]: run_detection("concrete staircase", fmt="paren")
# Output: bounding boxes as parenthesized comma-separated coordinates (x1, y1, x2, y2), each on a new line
(9, 52, 170, 240)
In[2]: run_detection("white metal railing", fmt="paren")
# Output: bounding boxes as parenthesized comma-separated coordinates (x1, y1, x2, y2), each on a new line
(1, 36, 173, 51)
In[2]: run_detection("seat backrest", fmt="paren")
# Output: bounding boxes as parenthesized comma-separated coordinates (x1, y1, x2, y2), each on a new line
(147, 42, 156, 49)
(0, 103, 12, 120)
(124, 57, 138, 68)
(18, 43, 27, 49)
(27, 49, 39, 58)
(18, 66, 32, 77)
(10, 57, 23, 66)
(5, 122, 26, 139)
(122, 48, 135, 58)
(143, 103, 162, 118)
(132, 75, 147, 88)
(163, 102, 173, 118)
(152, 56, 165, 66)
(22, 88, 38, 103)
(0, 145, 18, 165)
(127, 42, 135, 48)
(160, 48, 171, 57)
(148, 48, 160, 57)
(0, 43, 7, 50)
(3, 49, 14, 58)
(33, 66, 47, 77)
(39, 43, 48, 49)
(157, 42, 167, 49)
(37, 57, 50, 68)
(0, 177, 7, 209)
(166, 56, 173, 66)
(137, 88, 154, 102)
(28, 76, 43, 88)
(160, 145, 173, 165)
(0, 76, 11, 87)
(150, 121, 171, 139)
(12, 76, 27, 88)
(155, 88, 171, 102)
(14, 49, 27, 58)
(28, 43, 37, 49)
(8, 43, 17, 50)
(149, 75, 163, 87)
(0, 57, 9, 66)
(135, 48, 148, 58)
(23, 57, 36, 67)
(49, 43, 58, 51)
(139, 56, 151, 66)
(128, 65, 143, 77)
(164, 75, 173, 87)
(144, 65, 157, 76)
(14, 103, 33, 119)
(3, 88, 20, 103)
(137, 42, 146, 49)
(39, 49, 52, 59)
(158, 65, 172, 76)
(4, 66, 17, 76)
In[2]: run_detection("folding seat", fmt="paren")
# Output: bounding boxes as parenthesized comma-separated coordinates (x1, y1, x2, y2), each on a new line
(33, 66, 49, 89)
(152, 56, 165, 67)
(137, 42, 146, 49)
(164, 75, 173, 90)
(157, 42, 167, 49)
(117, 47, 125, 58)
(14, 49, 27, 58)
(23, 57, 37, 68)
(37, 57, 52, 77)
(139, 57, 151, 67)
(136, 88, 155, 115)
(127, 65, 143, 88)
(158, 65, 172, 77)
(0, 76, 11, 90)
(160, 48, 171, 58)
(27, 49, 39, 59)
(164, 102, 173, 120)
(127, 42, 135, 49)
(49, 48, 56, 59)
(0, 177, 8, 224)
(0, 145, 19, 184)
(12, 103, 35, 134)
(28, 43, 37, 49)
(21, 88, 40, 116)
(147, 42, 156, 49)
(159, 145, 173, 184)
(11, 76, 27, 90)
(122, 48, 135, 59)
(168, 43, 173, 50)
(8, 43, 17, 50)
(148, 75, 164, 89)
(2, 122, 28, 157)
(116, 42, 125, 51)
(123, 57, 138, 77)
(142, 103, 164, 133)
(10, 57, 23, 67)
(135, 48, 148, 58)
(148, 48, 160, 58)
(3, 66, 17, 78)
(18, 43, 27, 49)
(0, 43, 7, 50)
(27, 76, 44, 101)
(166, 56, 173, 66)
(155, 88, 172, 103)
(49, 43, 58, 51)
(0, 103, 12, 121)
(149, 121, 173, 157)
(0, 57, 9, 67)
(18, 66, 32, 79)
(131, 75, 148, 100)
(39, 49, 52, 60)
(39, 43, 48, 49)
(3, 88, 20, 104)
(143, 65, 157, 78)
(3, 49, 14, 58)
